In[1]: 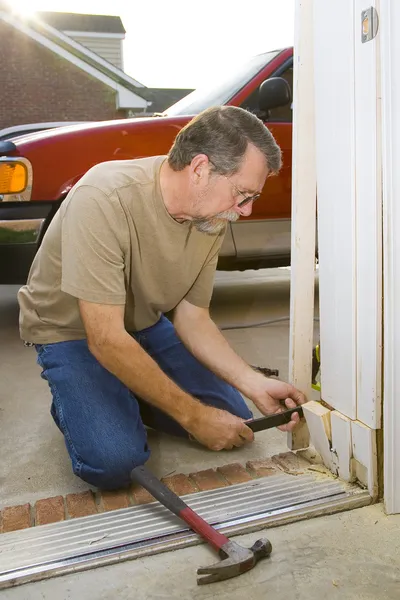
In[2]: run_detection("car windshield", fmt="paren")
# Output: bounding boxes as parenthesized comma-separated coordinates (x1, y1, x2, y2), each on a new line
(163, 50, 282, 117)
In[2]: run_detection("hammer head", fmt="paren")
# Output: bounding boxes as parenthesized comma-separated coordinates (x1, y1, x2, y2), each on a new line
(197, 538, 272, 585)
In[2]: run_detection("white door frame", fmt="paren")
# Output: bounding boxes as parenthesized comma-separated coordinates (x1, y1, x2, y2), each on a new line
(381, 0, 400, 514)
(354, 0, 382, 430)
(290, 0, 386, 504)
(288, 0, 316, 450)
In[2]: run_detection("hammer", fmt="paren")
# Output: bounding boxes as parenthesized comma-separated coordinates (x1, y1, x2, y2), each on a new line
(131, 465, 272, 584)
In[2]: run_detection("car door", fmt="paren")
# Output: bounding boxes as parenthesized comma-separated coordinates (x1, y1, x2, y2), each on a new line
(232, 61, 293, 265)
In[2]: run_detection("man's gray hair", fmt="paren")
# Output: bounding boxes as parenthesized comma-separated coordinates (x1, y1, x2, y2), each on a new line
(168, 105, 282, 175)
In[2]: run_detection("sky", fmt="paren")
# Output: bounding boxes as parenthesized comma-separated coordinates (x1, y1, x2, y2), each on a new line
(8, 0, 295, 89)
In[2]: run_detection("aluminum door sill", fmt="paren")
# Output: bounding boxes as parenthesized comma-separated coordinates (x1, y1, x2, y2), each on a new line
(0, 473, 371, 589)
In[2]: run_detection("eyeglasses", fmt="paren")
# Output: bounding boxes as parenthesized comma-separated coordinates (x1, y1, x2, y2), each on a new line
(208, 160, 261, 208)
(227, 179, 261, 208)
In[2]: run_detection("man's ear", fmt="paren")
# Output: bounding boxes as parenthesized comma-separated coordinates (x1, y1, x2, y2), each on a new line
(190, 154, 212, 183)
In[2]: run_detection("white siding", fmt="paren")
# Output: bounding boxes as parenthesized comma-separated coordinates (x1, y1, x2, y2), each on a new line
(313, 0, 357, 420)
(313, 0, 382, 428)
(67, 34, 123, 69)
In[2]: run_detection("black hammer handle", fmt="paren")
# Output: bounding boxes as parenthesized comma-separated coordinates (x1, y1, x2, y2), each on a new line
(131, 465, 187, 515)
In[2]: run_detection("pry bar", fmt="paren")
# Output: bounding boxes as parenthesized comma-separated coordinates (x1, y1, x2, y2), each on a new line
(246, 406, 304, 433)
(251, 365, 280, 377)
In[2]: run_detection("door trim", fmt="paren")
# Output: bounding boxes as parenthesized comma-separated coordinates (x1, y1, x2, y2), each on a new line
(381, 0, 400, 514)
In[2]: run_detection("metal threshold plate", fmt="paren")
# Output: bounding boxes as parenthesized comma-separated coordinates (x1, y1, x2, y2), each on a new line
(0, 473, 371, 589)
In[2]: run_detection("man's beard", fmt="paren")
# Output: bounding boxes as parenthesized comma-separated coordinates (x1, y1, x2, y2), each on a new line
(192, 210, 239, 235)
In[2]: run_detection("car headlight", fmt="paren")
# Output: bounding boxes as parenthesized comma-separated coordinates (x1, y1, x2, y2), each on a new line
(0, 160, 28, 194)
(0, 157, 32, 201)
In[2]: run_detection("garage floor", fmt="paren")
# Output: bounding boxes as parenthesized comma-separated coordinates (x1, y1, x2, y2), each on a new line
(0, 268, 320, 509)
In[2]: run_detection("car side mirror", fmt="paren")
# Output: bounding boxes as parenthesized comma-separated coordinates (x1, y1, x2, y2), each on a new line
(258, 77, 292, 112)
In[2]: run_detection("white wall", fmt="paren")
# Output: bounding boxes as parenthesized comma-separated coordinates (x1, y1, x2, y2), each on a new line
(68, 34, 124, 70)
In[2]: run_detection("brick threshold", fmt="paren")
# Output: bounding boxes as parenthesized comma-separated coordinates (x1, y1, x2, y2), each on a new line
(0, 451, 329, 534)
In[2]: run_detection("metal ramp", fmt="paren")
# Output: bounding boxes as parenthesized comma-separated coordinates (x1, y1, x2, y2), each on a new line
(0, 473, 371, 589)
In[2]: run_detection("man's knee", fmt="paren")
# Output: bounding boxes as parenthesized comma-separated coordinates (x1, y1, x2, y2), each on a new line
(75, 442, 151, 490)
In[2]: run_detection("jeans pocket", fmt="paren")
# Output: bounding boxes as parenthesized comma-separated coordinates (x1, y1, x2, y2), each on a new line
(35, 343, 46, 355)
(35, 344, 49, 375)
(35, 345, 42, 360)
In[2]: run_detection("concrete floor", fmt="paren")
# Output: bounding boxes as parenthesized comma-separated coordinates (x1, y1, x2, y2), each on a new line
(1, 503, 399, 599)
(0, 268, 320, 508)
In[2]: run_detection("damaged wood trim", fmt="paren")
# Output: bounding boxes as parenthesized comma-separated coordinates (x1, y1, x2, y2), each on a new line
(302, 401, 378, 498)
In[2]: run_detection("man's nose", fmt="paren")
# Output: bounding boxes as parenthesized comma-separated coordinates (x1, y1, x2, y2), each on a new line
(237, 201, 253, 217)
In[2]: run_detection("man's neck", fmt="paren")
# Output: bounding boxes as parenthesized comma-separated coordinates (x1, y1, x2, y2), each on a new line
(159, 160, 192, 221)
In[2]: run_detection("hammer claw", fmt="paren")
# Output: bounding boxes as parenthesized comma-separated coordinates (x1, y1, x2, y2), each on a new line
(196, 538, 272, 585)
(197, 572, 225, 585)
(197, 559, 252, 585)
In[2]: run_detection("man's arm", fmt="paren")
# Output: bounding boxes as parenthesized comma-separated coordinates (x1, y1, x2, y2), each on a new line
(78, 299, 254, 450)
(173, 299, 306, 431)
(174, 299, 259, 397)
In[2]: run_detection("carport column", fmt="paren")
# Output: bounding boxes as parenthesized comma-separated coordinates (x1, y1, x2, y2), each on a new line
(287, 0, 317, 450)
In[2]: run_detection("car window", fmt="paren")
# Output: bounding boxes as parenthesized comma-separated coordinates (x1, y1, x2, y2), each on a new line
(163, 50, 282, 117)
(240, 65, 293, 122)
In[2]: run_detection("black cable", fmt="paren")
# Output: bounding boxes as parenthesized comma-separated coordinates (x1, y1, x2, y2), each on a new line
(220, 316, 320, 331)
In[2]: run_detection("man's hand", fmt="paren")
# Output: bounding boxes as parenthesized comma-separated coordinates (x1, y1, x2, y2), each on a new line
(173, 302, 306, 435)
(248, 374, 306, 433)
(187, 405, 254, 451)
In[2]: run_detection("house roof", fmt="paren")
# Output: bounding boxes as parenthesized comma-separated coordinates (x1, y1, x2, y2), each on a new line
(37, 11, 126, 35)
(0, 6, 193, 113)
(28, 14, 143, 89)
(0, 8, 149, 109)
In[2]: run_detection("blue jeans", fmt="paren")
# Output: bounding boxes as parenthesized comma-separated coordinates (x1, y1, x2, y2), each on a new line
(35, 315, 252, 490)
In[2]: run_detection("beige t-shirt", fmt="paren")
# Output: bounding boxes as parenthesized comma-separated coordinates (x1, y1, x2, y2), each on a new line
(18, 156, 225, 344)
